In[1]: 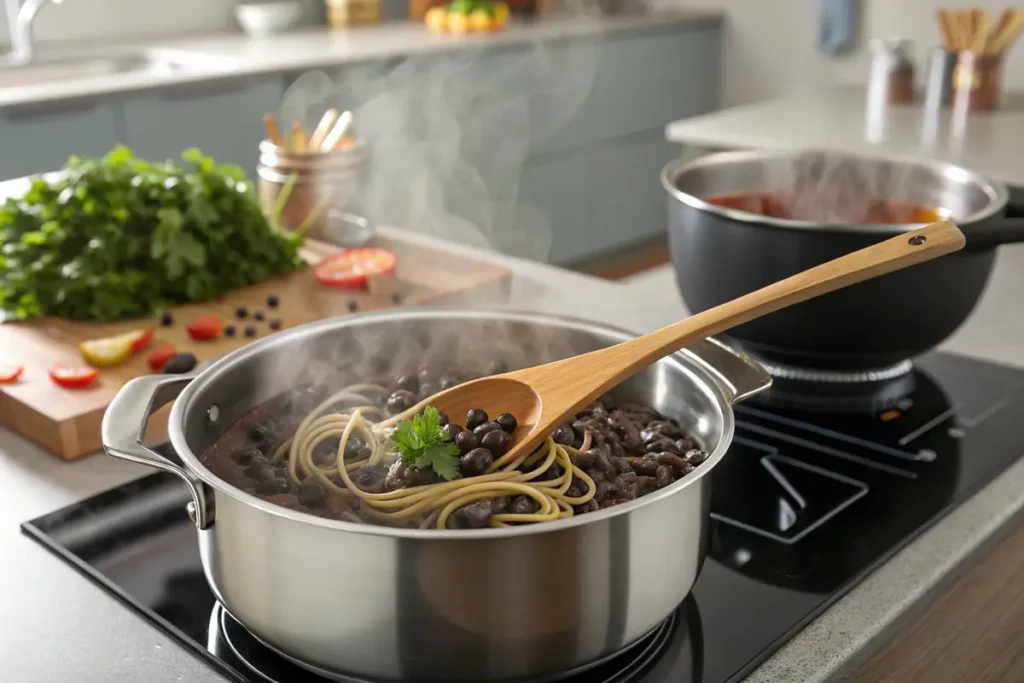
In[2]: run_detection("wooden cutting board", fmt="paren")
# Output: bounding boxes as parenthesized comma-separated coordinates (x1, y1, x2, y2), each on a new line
(0, 232, 511, 460)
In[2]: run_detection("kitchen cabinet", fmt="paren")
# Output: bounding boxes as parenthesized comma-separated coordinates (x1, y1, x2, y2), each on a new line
(585, 132, 678, 259)
(0, 102, 119, 180)
(120, 79, 286, 174)
(520, 151, 589, 264)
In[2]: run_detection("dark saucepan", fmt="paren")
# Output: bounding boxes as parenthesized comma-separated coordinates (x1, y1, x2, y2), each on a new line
(662, 149, 1024, 373)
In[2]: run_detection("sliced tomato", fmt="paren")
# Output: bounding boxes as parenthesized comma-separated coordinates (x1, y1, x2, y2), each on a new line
(147, 343, 178, 372)
(187, 315, 224, 341)
(314, 248, 397, 289)
(0, 363, 24, 383)
(130, 329, 154, 353)
(80, 329, 151, 368)
(48, 364, 99, 389)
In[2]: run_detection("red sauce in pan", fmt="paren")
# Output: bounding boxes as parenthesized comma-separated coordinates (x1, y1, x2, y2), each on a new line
(704, 191, 942, 224)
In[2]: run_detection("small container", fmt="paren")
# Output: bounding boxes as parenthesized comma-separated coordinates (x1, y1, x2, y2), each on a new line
(923, 47, 956, 108)
(324, 0, 381, 27)
(256, 139, 370, 245)
(952, 51, 1004, 112)
(867, 38, 916, 105)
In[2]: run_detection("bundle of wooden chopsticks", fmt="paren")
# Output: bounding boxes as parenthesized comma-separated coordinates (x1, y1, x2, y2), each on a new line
(938, 7, 1024, 55)
(263, 109, 355, 154)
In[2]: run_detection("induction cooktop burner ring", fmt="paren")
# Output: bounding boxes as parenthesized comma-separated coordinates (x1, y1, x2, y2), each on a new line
(216, 602, 678, 683)
(759, 359, 914, 384)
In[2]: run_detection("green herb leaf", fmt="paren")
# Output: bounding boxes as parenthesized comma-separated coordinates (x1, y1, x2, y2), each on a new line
(418, 443, 462, 481)
(389, 406, 462, 480)
(0, 146, 304, 322)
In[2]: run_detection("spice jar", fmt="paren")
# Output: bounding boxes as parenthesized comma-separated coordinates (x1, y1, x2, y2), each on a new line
(257, 139, 372, 246)
(867, 38, 916, 105)
(324, 0, 381, 27)
(952, 50, 1004, 112)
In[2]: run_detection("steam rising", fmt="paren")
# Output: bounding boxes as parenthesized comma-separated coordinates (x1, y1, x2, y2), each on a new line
(279, 31, 598, 261)
(248, 30, 602, 417)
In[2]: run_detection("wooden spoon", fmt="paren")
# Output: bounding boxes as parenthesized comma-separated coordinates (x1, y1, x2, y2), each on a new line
(391, 220, 965, 467)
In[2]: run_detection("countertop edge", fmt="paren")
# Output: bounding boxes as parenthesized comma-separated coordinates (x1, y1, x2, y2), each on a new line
(741, 453, 1024, 683)
(0, 12, 724, 112)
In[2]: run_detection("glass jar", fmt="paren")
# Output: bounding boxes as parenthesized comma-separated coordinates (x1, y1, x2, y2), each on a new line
(256, 139, 373, 247)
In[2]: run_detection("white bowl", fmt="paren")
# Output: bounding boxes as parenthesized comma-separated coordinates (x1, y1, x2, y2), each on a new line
(235, 1, 304, 37)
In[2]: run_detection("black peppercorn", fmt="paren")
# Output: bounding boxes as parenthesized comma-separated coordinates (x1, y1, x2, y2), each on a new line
(224, 325, 236, 337)
(348, 300, 359, 312)
(254, 310, 265, 322)
(269, 319, 282, 331)
(266, 294, 280, 308)
(159, 311, 174, 327)
(244, 325, 257, 338)
(163, 353, 197, 374)
(235, 306, 249, 319)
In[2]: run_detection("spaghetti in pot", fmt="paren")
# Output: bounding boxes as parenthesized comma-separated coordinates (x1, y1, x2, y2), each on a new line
(270, 383, 597, 529)
(200, 368, 712, 531)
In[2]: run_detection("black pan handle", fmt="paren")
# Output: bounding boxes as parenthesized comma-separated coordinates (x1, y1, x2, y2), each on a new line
(963, 218, 1024, 249)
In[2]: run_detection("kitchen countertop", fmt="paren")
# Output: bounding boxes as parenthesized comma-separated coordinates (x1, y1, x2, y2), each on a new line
(665, 85, 1024, 186)
(0, 11, 722, 111)
(2, 227, 1023, 682)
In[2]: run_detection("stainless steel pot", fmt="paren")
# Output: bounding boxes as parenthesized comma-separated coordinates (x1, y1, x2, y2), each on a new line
(102, 310, 770, 682)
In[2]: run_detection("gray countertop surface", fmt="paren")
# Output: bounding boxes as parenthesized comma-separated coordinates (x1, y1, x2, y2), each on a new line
(665, 85, 1024, 187)
(0, 11, 722, 110)
(1, 228, 1022, 682)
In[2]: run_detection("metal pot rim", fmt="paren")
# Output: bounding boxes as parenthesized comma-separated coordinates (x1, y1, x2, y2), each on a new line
(660, 148, 1009, 234)
(167, 308, 750, 540)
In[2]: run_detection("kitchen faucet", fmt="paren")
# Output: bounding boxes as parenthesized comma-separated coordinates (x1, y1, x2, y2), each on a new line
(6, 0, 63, 63)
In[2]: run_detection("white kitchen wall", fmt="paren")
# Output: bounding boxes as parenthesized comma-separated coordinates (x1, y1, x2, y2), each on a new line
(656, 0, 1024, 106)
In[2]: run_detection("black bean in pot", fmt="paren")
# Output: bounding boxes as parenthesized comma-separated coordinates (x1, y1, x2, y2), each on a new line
(451, 501, 494, 529)
(574, 499, 600, 515)
(552, 424, 575, 446)
(509, 495, 536, 515)
(296, 482, 327, 508)
(444, 423, 462, 442)
(460, 448, 494, 477)
(656, 453, 694, 475)
(385, 390, 418, 416)
(232, 448, 264, 465)
(481, 429, 511, 455)
(436, 412, 450, 427)
(465, 409, 488, 431)
(495, 413, 518, 433)
(645, 438, 680, 455)
(351, 468, 386, 493)
(247, 424, 268, 443)
(473, 421, 502, 438)
(654, 465, 675, 489)
(244, 461, 276, 482)
(439, 374, 463, 391)
(675, 438, 695, 453)
(454, 430, 479, 454)
(565, 484, 583, 499)
(418, 383, 438, 400)
(395, 374, 419, 394)
(685, 449, 710, 466)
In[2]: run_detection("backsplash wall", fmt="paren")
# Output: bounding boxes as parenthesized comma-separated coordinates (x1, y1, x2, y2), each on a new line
(655, 0, 1024, 106)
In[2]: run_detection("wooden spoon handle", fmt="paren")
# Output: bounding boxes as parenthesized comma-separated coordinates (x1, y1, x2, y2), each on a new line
(527, 220, 965, 403)
(624, 220, 964, 371)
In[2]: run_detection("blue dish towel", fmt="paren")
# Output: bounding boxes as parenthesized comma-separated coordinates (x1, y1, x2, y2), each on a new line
(818, 0, 859, 55)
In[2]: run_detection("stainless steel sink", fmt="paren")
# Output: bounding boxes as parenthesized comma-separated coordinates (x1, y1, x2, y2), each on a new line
(0, 49, 222, 88)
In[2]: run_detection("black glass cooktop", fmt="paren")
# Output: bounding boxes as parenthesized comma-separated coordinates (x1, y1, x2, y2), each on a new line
(22, 352, 1024, 683)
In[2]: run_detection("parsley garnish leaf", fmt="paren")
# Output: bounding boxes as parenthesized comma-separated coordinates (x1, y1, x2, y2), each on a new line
(389, 406, 462, 480)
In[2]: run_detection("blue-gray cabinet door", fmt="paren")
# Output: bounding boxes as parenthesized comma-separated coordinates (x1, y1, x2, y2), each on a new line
(586, 132, 676, 256)
(121, 79, 286, 174)
(0, 102, 119, 180)
(519, 151, 589, 264)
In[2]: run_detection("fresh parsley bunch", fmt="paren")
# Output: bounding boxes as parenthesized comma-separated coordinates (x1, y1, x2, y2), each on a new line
(389, 406, 462, 481)
(0, 145, 303, 322)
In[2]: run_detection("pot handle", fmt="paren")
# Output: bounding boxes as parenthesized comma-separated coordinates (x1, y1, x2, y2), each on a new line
(688, 337, 773, 404)
(963, 218, 1024, 249)
(101, 373, 213, 530)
